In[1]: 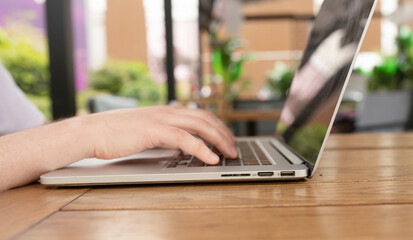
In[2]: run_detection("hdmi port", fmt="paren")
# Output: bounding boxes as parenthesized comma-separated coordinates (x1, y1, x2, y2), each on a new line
(280, 171, 295, 177)
(258, 172, 274, 177)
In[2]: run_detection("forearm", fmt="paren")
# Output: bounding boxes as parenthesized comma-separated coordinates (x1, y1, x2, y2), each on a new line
(0, 117, 94, 191)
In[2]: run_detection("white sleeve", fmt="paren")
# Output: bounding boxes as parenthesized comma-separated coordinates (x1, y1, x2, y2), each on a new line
(0, 61, 46, 136)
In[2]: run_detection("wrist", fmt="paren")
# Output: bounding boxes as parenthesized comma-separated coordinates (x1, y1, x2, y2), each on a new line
(45, 116, 96, 168)
(67, 115, 97, 159)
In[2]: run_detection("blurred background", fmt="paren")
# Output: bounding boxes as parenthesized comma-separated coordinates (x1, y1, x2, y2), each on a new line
(1, 0, 413, 136)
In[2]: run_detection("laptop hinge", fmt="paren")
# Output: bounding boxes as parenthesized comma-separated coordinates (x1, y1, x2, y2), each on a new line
(301, 161, 314, 176)
(271, 137, 314, 177)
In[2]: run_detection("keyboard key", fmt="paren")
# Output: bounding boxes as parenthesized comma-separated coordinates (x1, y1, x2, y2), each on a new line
(243, 159, 260, 165)
(188, 158, 205, 167)
(251, 142, 272, 165)
(225, 158, 241, 166)
(177, 161, 189, 166)
(238, 142, 260, 165)
(167, 162, 177, 168)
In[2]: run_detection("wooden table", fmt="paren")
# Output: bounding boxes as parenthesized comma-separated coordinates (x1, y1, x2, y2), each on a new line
(2, 132, 413, 239)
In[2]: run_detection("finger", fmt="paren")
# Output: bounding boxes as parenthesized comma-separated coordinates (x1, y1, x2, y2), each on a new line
(159, 113, 238, 158)
(177, 108, 237, 144)
(153, 126, 220, 164)
(178, 110, 238, 155)
(163, 106, 238, 147)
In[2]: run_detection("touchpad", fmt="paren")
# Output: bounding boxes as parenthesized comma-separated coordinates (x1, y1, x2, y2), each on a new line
(68, 149, 178, 167)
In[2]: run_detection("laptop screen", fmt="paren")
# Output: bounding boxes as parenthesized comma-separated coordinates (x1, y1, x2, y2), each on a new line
(275, 0, 376, 169)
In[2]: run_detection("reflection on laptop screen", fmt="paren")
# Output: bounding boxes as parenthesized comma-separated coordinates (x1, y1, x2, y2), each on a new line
(275, 0, 376, 164)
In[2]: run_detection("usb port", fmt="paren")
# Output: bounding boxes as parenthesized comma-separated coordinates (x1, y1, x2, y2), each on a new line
(258, 172, 274, 177)
(280, 171, 295, 177)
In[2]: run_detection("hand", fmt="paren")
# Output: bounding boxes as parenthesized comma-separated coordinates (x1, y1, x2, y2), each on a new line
(83, 106, 238, 164)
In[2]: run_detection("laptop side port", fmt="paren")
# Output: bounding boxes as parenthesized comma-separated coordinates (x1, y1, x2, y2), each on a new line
(221, 174, 251, 177)
(280, 171, 295, 177)
(258, 172, 274, 177)
(221, 174, 233, 177)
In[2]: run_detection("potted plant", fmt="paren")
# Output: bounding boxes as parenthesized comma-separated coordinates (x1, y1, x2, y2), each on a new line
(260, 62, 295, 101)
(356, 25, 413, 132)
(208, 20, 252, 102)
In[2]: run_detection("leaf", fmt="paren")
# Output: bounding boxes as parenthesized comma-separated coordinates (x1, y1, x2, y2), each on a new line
(229, 60, 243, 84)
(212, 49, 224, 77)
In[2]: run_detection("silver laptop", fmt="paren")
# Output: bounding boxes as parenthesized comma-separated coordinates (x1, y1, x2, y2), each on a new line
(41, 0, 377, 186)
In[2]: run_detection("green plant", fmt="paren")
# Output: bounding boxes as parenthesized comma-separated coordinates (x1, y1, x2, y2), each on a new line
(266, 62, 295, 99)
(364, 25, 413, 92)
(121, 80, 162, 105)
(89, 61, 163, 105)
(211, 38, 246, 85)
(209, 23, 252, 100)
(0, 28, 49, 96)
(89, 62, 125, 94)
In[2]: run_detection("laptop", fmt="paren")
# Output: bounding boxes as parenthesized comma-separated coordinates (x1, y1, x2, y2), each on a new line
(41, 0, 377, 186)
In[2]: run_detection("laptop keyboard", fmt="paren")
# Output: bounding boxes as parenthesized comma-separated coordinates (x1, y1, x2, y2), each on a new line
(166, 140, 272, 168)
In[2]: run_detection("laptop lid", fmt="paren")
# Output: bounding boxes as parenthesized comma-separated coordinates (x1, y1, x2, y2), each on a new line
(274, 0, 377, 177)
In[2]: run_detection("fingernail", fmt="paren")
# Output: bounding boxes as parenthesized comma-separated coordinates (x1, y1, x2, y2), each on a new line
(231, 146, 238, 156)
(209, 153, 219, 164)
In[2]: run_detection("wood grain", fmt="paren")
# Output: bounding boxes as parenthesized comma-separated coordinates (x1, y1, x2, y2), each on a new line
(311, 166, 413, 182)
(17, 205, 413, 240)
(64, 181, 413, 211)
(0, 184, 89, 240)
(2, 132, 413, 239)
(326, 132, 413, 150)
(320, 149, 413, 168)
